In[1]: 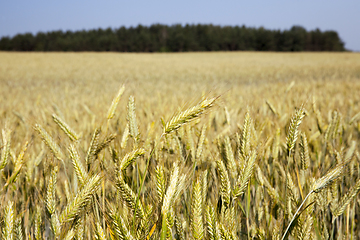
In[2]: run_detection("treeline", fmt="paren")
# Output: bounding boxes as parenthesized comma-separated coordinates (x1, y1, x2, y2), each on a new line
(0, 24, 345, 52)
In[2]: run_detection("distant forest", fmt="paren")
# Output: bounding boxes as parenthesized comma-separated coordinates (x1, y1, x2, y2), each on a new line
(0, 24, 345, 52)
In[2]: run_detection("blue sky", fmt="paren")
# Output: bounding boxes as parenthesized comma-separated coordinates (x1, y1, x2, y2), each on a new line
(1, 0, 359, 51)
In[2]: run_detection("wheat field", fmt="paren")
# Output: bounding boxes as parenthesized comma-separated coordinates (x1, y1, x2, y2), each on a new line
(0, 52, 360, 239)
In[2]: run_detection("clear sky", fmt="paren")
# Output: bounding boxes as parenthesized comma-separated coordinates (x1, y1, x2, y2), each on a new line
(1, 0, 359, 51)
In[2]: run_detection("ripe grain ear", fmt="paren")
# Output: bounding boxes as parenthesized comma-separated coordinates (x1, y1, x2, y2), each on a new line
(107, 85, 125, 120)
(286, 108, 305, 155)
(164, 97, 217, 134)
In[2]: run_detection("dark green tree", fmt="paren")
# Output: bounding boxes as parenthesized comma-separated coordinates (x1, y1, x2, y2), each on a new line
(0, 24, 346, 52)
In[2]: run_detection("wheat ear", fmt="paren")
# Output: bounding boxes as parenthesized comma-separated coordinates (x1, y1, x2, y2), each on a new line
(68, 144, 88, 186)
(127, 95, 140, 143)
(0, 127, 11, 170)
(3, 141, 28, 190)
(46, 166, 58, 215)
(175, 215, 185, 240)
(311, 163, 345, 193)
(108, 204, 135, 240)
(191, 178, 204, 240)
(95, 222, 106, 240)
(286, 108, 305, 155)
(223, 136, 236, 180)
(63, 229, 76, 240)
(52, 114, 79, 141)
(155, 165, 166, 203)
(165, 208, 175, 239)
(206, 204, 219, 240)
(161, 162, 179, 214)
(85, 128, 101, 169)
(196, 124, 207, 160)
(14, 217, 23, 240)
(332, 178, 360, 221)
(164, 97, 217, 134)
(117, 173, 145, 219)
(60, 174, 101, 224)
(344, 140, 356, 163)
(34, 124, 64, 161)
(216, 158, 231, 209)
(239, 112, 251, 160)
(120, 124, 130, 149)
(266, 100, 278, 116)
(94, 133, 117, 157)
(281, 191, 312, 240)
(119, 148, 145, 171)
(282, 162, 345, 240)
(160, 163, 180, 240)
(107, 84, 125, 119)
(35, 206, 42, 240)
(299, 132, 310, 170)
(137, 205, 153, 239)
(3, 201, 14, 240)
(51, 213, 61, 238)
(233, 150, 257, 200)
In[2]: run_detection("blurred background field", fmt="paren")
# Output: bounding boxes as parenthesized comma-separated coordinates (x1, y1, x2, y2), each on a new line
(1, 52, 360, 239)
(1, 52, 360, 129)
